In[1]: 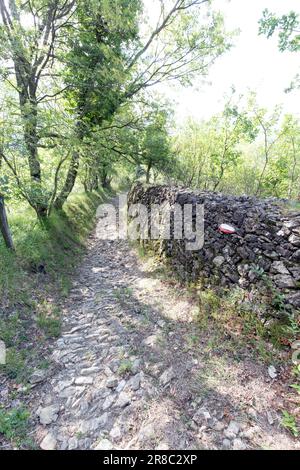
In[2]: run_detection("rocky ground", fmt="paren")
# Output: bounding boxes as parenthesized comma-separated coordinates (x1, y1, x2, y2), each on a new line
(22, 196, 300, 450)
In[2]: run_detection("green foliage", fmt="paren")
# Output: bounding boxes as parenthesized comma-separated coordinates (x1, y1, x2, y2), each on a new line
(199, 289, 221, 316)
(281, 410, 299, 438)
(290, 384, 300, 394)
(36, 304, 62, 338)
(281, 312, 300, 347)
(192, 281, 297, 362)
(141, 106, 171, 182)
(173, 90, 259, 191)
(1, 348, 27, 382)
(118, 359, 133, 376)
(64, 0, 142, 126)
(250, 265, 289, 316)
(173, 92, 300, 199)
(0, 406, 30, 446)
(0, 0, 231, 217)
(0, 313, 22, 347)
(292, 364, 300, 378)
(259, 9, 300, 93)
(259, 9, 300, 53)
(0, 190, 108, 306)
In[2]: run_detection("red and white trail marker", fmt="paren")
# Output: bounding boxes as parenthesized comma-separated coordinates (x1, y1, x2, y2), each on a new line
(218, 223, 236, 234)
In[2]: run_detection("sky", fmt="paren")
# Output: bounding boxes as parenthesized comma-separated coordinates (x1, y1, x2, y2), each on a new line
(150, 0, 300, 123)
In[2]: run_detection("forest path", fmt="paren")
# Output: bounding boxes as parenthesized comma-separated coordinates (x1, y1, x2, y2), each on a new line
(33, 195, 298, 450)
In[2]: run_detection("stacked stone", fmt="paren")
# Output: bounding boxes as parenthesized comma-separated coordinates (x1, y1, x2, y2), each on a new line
(128, 183, 300, 309)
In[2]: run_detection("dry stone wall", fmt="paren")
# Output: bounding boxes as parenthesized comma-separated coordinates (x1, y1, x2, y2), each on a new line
(128, 183, 300, 311)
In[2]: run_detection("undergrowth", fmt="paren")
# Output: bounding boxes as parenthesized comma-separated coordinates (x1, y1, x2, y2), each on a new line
(0, 406, 32, 448)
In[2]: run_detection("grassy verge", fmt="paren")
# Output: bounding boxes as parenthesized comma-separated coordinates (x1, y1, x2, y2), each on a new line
(134, 240, 300, 440)
(0, 188, 112, 448)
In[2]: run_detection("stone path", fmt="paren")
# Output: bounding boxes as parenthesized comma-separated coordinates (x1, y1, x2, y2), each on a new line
(32, 196, 299, 450)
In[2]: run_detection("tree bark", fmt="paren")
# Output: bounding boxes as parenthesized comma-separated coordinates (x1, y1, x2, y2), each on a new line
(15, 70, 48, 217)
(0, 195, 14, 250)
(53, 150, 80, 211)
(101, 172, 112, 190)
(146, 161, 152, 183)
(53, 113, 85, 210)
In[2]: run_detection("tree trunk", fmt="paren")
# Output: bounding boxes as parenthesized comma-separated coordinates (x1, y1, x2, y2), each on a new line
(102, 174, 112, 190)
(0, 195, 14, 250)
(21, 97, 41, 181)
(53, 116, 85, 210)
(213, 160, 226, 191)
(288, 138, 297, 200)
(255, 156, 268, 197)
(54, 150, 80, 211)
(146, 162, 152, 183)
(99, 166, 112, 190)
(18, 83, 48, 218)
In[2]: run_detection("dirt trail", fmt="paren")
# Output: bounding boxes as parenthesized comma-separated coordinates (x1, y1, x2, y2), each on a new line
(32, 195, 299, 450)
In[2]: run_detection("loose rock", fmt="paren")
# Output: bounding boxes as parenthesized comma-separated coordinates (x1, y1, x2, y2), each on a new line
(40, 433, 57, 450)
(115, 392, 131, 408)
(159, 367, 176, 386)
(94, 438, 113, 450)
(37, 405, 59, 426)
(224, 421, 240, 439)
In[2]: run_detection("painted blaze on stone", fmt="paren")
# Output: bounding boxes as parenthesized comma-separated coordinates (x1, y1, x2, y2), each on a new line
(219, 223, 236, 234)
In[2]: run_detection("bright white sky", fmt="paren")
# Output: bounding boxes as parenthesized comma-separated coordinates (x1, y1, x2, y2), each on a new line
(149, 0, 300, 123)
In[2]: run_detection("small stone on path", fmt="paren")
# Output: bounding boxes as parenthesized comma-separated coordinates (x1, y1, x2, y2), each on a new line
(75, 376, 94, 385)
(37, 405, 59, 426)
(94, 438, 113, 450)
(159, 367, 175, 386)
(40, 433, 57, 450)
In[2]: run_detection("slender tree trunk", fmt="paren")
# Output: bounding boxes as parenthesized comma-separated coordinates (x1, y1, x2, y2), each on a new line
(255, 155, 269, 197)
(146, 161, 152, 183)
(213, 164, 225, 191)
(54, 150, 80, 211)
(101, 173, 112, 190)
(53, 114, 86, 210)
(89, 167, 99, 191)
(288, 138, 297, 200)
(255, 126, 270, 197)
(0, 195, 14, 250)
(21, 96, 41, 181)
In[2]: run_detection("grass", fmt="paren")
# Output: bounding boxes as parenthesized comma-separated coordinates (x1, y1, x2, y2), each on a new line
(0, 313, 26, 347)
(117, 359, 133, 376)
(0, 312, 33, 382)
(1, 189, 111, 303)
(2, 189, 111, 297)
(36, 302, 62, 338)
(36, 312, 61, 338)
(0, 406, 32, 448)
(2, 348, 27, 381)
(194, 286, 300, 363)
(281, 410, 299, 438)
(114, 287, 134, 302)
